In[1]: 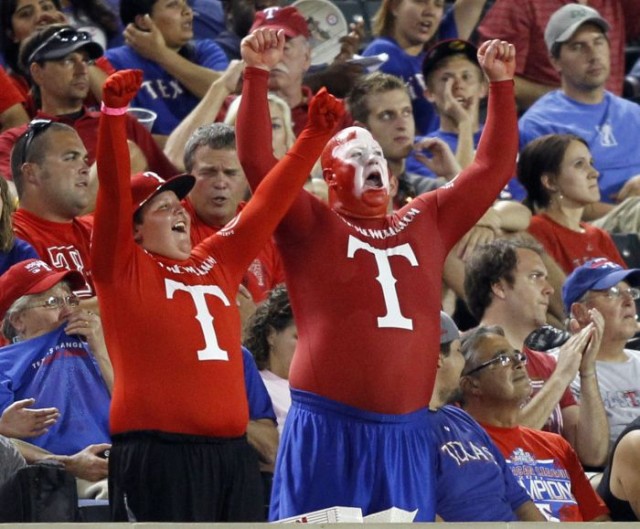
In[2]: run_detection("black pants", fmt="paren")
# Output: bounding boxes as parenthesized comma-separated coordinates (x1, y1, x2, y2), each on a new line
(109, 430, 264, 522)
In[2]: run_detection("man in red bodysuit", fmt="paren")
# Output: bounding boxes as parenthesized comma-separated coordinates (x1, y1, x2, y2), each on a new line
(91, 50, 344, 522)
(238, 28, 518, 521)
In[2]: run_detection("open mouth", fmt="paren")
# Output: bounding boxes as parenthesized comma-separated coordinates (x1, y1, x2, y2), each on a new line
(172, 220, 187, 233)
(365, 171, 383, 188)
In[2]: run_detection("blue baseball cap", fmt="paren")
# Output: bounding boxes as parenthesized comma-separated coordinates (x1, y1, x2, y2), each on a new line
(562, 258, 640, 312)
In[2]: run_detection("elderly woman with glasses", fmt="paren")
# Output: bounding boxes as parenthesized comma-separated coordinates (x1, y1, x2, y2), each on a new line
(0, 258, 112, 489)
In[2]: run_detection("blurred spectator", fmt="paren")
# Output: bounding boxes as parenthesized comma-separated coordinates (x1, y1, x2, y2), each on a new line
(460, 325, 610, 521)
(428, 312, 544, 522)
(59, 0, 122, 49)
(518, 4, 640, 212)
(597, 415, 640, 520)
(478, 0, 640, 110)
(96, 0, 229, 142)
(518, 133, 626, 273)
(0, 0, 67, 99)
(10, 121, 96, 298)
(0, 67, 29, 136)
(464, 238, 609, 468)
(0, 177, 37, 277)
(181, 123, 285, 306)
(562, 259, 640, 448)
(0, 25, 177, 180)
(362, 0, 488, 135)
(0, 259, 111, 485)
(244, 285, 295, 434)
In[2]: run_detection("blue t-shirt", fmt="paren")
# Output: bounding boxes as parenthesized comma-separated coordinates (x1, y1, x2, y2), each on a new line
(519, 90, 640, 203)
(242, 346, 276, 422)
(362, 8, 457, 136)
(0, 239, 38, 276)
(428, 405, 530, 522)
(104, 40, 229, 135)
(0, 326, 111, 455)
(191, 0, 226, 40)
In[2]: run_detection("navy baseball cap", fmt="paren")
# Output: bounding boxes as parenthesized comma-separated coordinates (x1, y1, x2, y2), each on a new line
(422, 39, 478, 81)
(562, 258, 640, 312)
(440, 311, 460, 345)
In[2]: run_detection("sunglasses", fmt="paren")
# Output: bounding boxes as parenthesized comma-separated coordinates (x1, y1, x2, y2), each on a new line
(26, 27, 92, 66)
(18, 119, 53, 167)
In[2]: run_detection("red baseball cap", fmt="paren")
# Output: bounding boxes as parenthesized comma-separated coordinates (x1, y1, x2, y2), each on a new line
(250, 6, 311, 39)
(130, 171, 195, 214)
(0, 259, 84, 320)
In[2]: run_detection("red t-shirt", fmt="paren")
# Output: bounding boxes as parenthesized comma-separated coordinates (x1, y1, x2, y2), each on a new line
(482, 422, 609, 521)
(91, 85, 339, 436)
(184, 198, 285, 302)
(0, 66, 24, 116)
(528, 213, 625, 274)
(12, 209, 94, 297)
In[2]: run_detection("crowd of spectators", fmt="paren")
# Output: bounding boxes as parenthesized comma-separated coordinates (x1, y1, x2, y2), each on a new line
(1, 0, 640, 523)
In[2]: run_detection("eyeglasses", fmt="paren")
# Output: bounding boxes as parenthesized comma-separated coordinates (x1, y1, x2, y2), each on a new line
(464, 351, 527, 376)
(18, 119, 53, 166)
(589, 286, 640, 301)
(23, 294, 80, 311)
(26, 28, 92, 66)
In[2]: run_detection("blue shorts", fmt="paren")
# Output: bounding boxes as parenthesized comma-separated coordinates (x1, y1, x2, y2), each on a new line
(270, 389, 436, 522)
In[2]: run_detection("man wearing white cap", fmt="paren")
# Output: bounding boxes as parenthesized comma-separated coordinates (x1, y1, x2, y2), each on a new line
(518, 4, 640, 214)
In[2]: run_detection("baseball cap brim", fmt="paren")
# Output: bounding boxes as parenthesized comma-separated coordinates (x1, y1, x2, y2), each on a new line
(31, 40, 103, 64)
(0, 266, 85, 321)
(254, 23, 301, 38)
(422, 39, 478, 81)
(134, 173, 195, 213)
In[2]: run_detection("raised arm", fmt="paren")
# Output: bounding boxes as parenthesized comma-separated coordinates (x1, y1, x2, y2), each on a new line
(237, 29, 285, 191)
(205, 87, 344, 279)
(434, 40, 518, 250)
(91, 70, 144, 283)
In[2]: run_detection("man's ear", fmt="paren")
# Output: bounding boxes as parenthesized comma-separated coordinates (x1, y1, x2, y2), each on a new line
(323, 167, 335, 186)
(20, 161, 40, 186)
(8, 312, 26, 337)
(490, 280, 506, 300)
(436, 352, 444, 369)
(549, 53, 562, 74)
(570, 302, 590, 324)
(459, 375, 480, 397)
(133, 224, 143, 244)
(30, 62, 44, 87)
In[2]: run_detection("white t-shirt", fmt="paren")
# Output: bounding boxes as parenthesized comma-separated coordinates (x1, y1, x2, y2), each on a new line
(259, 370, 291, 435)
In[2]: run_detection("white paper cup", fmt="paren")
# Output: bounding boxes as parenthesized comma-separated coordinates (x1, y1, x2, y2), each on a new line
(127, 107, 158, 131)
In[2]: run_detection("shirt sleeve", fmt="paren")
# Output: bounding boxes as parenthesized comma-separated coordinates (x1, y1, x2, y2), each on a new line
(242, 347, 276, 421)
(195, 39, 230, 71)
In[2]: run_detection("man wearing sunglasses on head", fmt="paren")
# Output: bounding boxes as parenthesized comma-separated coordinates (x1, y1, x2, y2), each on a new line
(0, 24, 177, 184)
(0, 258, 112, 496)
(460, 325, 610, 522)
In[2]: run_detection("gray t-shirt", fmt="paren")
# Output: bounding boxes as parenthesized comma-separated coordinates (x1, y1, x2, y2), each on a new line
(569, 348, 640, 448)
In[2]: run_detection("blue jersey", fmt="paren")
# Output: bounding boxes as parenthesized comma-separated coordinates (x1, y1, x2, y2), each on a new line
(0, 325, 111, 455)
(519, 91, 640, 203)
(362, 9, 457, 136)
(0, 238, 38, 276)
(103, 40, 229, 135)
(428, 406, 530, 521)
(242, 346, 276, 422)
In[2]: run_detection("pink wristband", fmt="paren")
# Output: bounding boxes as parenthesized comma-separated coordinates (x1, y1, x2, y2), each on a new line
(100, 102, 128, 116)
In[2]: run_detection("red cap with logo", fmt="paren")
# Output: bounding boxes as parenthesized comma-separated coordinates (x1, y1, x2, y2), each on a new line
(250, 6, 311, 39)
(130, 171, 195, 214)
(0, 259, 84, 320)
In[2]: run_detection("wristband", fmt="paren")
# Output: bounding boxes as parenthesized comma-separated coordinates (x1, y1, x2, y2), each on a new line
(100, 102, 128, 116)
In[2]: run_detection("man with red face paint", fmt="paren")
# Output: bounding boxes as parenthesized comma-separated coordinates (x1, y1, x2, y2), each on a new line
(238, 28, 518, 522)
